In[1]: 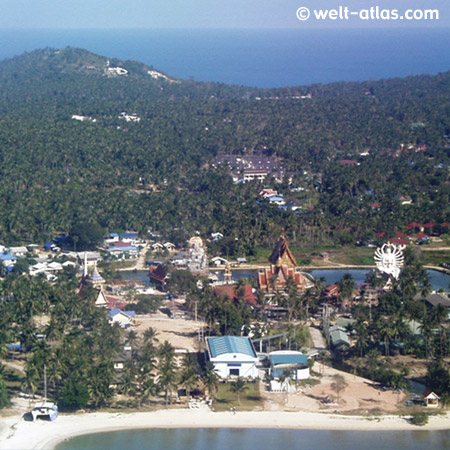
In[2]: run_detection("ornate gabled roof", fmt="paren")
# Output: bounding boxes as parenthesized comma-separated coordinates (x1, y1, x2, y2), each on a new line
(86, 267, 105, 285)
(268, 235, 297, 268)
(149, 264, 168, 283)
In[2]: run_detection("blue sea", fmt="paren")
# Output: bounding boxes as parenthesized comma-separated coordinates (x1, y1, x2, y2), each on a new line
(0, 28, 449, 87)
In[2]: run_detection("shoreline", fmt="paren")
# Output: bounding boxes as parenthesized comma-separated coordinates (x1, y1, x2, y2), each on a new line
(1, 408, 449, 450)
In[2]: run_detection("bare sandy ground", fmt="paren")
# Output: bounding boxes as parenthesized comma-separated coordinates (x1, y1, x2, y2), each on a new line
(1, 405, 449, 450)
(136, 311, 204, 352)
(262, 364, 404, 413)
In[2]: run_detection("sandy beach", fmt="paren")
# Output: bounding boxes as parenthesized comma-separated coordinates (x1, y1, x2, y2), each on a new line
(1, 406, 449, 450)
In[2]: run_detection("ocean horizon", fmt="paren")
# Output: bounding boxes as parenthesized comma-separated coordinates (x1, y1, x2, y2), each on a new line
(0, 27, 449, 88)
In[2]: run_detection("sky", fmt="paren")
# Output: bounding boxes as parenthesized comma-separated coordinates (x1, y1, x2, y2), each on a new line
(1, 0, 448, 29)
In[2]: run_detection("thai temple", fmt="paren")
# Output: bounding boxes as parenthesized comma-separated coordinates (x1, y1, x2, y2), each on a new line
(186, 236, 208, 273)
(258, 235, 314, 292)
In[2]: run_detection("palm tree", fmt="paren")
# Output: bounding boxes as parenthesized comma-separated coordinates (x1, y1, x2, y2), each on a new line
(277, 370, 291, 405)
(118, 358, 136, 398)
(354, 318, 369, 357)
(180, 369, 198, 405)
(337, 274, 356, 311)
(202, 362, 220, 402)
(140, 377, 158, 406)
(22, 365, 40, 399)
(230, 377, 248, 406)
(126, 330, 139, 354)
(180, 354, 199, 403)
(158, 341, 177, 407)
(143, 327, 159, 345)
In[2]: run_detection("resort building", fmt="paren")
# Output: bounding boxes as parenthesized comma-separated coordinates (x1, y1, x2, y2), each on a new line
(206, 336, 259, 379)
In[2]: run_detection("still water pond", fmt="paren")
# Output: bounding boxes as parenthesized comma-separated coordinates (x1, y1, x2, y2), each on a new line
(122, 269, 450, 292)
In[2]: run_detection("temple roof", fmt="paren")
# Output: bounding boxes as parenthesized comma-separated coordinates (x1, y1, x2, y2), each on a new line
(86, 267, 105, 285)
(268, 235, 297, 268)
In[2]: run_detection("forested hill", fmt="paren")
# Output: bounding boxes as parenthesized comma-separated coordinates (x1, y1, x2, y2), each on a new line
(0, 47, 448, 249)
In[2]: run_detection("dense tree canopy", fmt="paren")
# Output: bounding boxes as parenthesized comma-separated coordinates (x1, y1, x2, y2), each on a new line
(0, 47, 447, 251)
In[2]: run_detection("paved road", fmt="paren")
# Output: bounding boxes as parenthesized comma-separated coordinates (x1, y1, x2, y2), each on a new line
(1, 360, 25, 375)
(308, 326, 327, 352)
(117, 243, 149, 271)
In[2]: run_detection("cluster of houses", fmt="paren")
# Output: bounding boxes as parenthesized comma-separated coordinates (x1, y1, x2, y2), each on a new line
(257, 189, 303, 211)
(105, 65, 128, 76)
(118, 112, 141, 123)
(213, 154, 290, 184)
(104, 232, 142, 260)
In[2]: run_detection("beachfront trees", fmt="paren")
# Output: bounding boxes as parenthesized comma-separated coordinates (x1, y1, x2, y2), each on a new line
(0, 375, 10, 409)
(158, 341, 177, 407)
(88, 360, 115, 408)
(202, 362, 220, 401)
(179, 354, 199, 404)
(58, 382, 89, 411)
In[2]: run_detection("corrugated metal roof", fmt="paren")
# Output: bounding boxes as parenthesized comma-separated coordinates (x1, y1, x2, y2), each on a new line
(207, 336, 257, 359)
(330, 329, 350, 347)
(270, 353, 307, 366)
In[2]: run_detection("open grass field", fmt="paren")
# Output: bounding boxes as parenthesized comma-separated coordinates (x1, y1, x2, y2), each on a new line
(213, 380, 263, 412)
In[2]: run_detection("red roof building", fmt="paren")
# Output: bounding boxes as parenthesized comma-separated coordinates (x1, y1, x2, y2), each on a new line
(258, 235, 310, 293)
(214, 285, 258, 308)
(389, 238, 409, 246)
(406, 222, 423, 230)
(339, 159, 359, 166)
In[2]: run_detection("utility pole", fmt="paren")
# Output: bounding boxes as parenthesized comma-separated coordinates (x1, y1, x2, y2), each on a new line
(44, 364, 47, 401)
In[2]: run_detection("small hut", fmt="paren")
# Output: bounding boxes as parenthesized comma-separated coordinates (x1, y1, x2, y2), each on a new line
(422, 389, 440, 407)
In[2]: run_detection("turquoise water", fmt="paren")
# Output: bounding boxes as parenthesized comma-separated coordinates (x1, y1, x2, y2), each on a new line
(55, 428, 450, 450)
(0, 28, 449, 88)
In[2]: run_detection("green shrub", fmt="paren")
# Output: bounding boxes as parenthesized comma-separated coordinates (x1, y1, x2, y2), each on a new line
(411, 412, 428, 426)
(0, 377, 10, 409)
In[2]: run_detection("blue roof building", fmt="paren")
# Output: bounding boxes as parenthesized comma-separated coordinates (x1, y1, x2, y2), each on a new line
(206, 336, 259, 379)
(269, 351, 310, 380)
(108, 308, 136, 328)
(0, 253, 17, 270)
(0, 253, 17, 262)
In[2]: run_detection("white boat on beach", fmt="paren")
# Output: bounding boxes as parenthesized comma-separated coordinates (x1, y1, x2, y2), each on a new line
(31, 401, 58, 422)
(29, 364, 58, 421)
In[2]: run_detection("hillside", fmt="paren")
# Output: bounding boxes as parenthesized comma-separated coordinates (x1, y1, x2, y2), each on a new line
(0, 47, 448, 249)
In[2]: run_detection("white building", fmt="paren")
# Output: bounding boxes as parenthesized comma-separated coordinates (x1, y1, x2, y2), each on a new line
(269, 350, 310, 381)
(210, 256, 228, 267)
(108, 308, 136, 328)
(206, 336, 259, 379)
(107, 67, 128, 76)
(9, 247, 28, 257)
